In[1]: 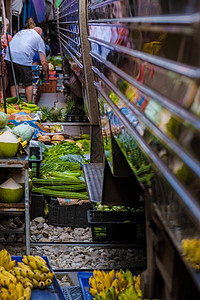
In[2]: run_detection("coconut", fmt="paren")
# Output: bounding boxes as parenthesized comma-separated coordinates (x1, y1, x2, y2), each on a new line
(12, 173, 32, 192)
(0, 130, 19, 157)
(0, 178, 23, 203)
(7, 170, 32, 195)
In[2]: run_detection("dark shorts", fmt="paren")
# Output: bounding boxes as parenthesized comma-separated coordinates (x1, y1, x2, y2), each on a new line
(5, 61, 32, 87)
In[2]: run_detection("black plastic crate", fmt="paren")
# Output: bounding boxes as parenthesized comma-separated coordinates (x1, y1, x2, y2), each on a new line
(62, 286, 82, 300)
(48, 198, 92, 227)
(30, 193, 45, 220)
(87, 210, 146, 243)
(65, 115, 89, 122)
(28, 146, 42, 178)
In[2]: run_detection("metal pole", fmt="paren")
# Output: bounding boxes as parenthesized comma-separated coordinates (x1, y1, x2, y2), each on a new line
(6, 32, 19, 98)
(0, 26, 7, 113)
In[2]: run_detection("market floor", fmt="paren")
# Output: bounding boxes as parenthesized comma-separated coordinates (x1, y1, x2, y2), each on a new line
(38, 92, 66, 109)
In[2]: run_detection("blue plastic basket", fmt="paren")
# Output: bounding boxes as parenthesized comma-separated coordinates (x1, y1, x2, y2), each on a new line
(12, 256, 65, 300)
(77, 272, 93, 300)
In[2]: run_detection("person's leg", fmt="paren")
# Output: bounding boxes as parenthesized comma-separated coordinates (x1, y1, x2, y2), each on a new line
(10, 85, 17, 96)
(20, 65, 33, 102)
(25, 85, 33, 102)
(6, 61, 20, 97)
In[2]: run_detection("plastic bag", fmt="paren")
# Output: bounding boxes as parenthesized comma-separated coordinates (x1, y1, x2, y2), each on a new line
(58, 154, 84, 164)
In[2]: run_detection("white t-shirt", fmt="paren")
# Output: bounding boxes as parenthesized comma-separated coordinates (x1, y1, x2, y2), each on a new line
(5, 29, 46, 66)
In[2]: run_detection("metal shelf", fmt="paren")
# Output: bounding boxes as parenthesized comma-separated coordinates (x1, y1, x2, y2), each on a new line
(0, 156, 30, 254)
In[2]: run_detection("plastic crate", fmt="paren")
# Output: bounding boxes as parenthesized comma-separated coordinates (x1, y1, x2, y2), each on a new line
(62, 286, 82, 300)
(78, 272, 93, 300)
(30, 193, 45, 220)
(40, 78, 58, 93)
(87, 210, 145, 243)
(65, 115, 89, 122)
(48, 198, 92, 227)
(28, 146, 42, 178)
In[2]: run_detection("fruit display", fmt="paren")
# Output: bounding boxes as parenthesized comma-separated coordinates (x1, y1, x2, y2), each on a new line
(43, 124, 63, 134)
(0, 99, 40, 115)
(182, 238, 200, 270)
(0, 249, 54, 300)
(89, 269, 142, 300)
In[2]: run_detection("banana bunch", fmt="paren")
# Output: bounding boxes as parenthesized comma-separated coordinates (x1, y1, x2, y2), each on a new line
(182, 238, 200, 270)
(0, 265, 32, 300)
(0, 250, 16, 271)
(89, 269, 143, 300)
(11, 255, 54, 290)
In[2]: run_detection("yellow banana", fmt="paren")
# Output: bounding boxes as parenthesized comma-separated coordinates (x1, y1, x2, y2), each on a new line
(111, 279, 119, 290)
(2, 271, 17, 284)
(96, 269, 104, 282)
(31, 278, 39, 288)
(22, 257, 29, 265)
(36, 261, 49, 273)
(45, 278, 52, 287)
(0, 273, 13, 283)
(18, 298, 26, 300)
(28, 261, 38, 270)
(33, 269, 42, 275)
(104, 273, 112, 291)
(3, 254, 11, 271)
(89, 277, 97, 289)
(1, 290, 10, 300)
(47, 271, 54, 280)
(33, 271, 41, 281)
(17, 262, 32, 272)
(96, 282, 104, 293)
(108, 270, 115, 283)
(16, 281, 24, 298)
(0, 249, 7, 266)
(89, 288, 98, 297)
(8, 282, 17, 300)
(35, 256, 47, 265)
(23, 287, 31, 300)
(0, 266, 5, 271)
(38, 281, 46, 289)
(24, 281, 33, 289)
(40, 273, 48, 281)
(7, 260, 16, 270)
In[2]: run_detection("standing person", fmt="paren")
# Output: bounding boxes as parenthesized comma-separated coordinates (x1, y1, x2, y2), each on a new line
(5, 27, 49, 102)
(24, 17, 36, 29)
(0, 18, 12, 99)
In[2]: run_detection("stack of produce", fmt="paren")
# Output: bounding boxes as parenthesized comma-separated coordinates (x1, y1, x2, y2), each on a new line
(89, 269, 142, 300)
(0, 97, 40, 115)
(94, 202, 144, 212)
(0, 249, 54, 300)
(32, 173, 88, 200)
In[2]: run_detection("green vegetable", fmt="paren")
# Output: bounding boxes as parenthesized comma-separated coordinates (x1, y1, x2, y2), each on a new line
(39, 161, 81, 177)
(33, 177, 83, 185)
(32, 187, 89, 200)
(50, 171, 82, 178)
(6, 96, 18, 104)
(41, 184, 86, 191)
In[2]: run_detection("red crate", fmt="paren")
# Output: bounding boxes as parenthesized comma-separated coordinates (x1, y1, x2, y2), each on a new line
(40, 78, 58, 93)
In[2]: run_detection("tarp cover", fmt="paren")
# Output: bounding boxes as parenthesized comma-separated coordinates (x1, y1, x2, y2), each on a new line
(23, 0, 45, 25)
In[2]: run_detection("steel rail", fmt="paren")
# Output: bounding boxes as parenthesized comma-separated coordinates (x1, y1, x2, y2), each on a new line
(90, 51, 200, 130)
(91, 66, 200, 178)
(94, 82, 200, 225)
(88, 36, 200, 79)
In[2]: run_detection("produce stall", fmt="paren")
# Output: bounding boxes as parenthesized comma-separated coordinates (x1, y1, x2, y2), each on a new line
(0, 0, 200, 300)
